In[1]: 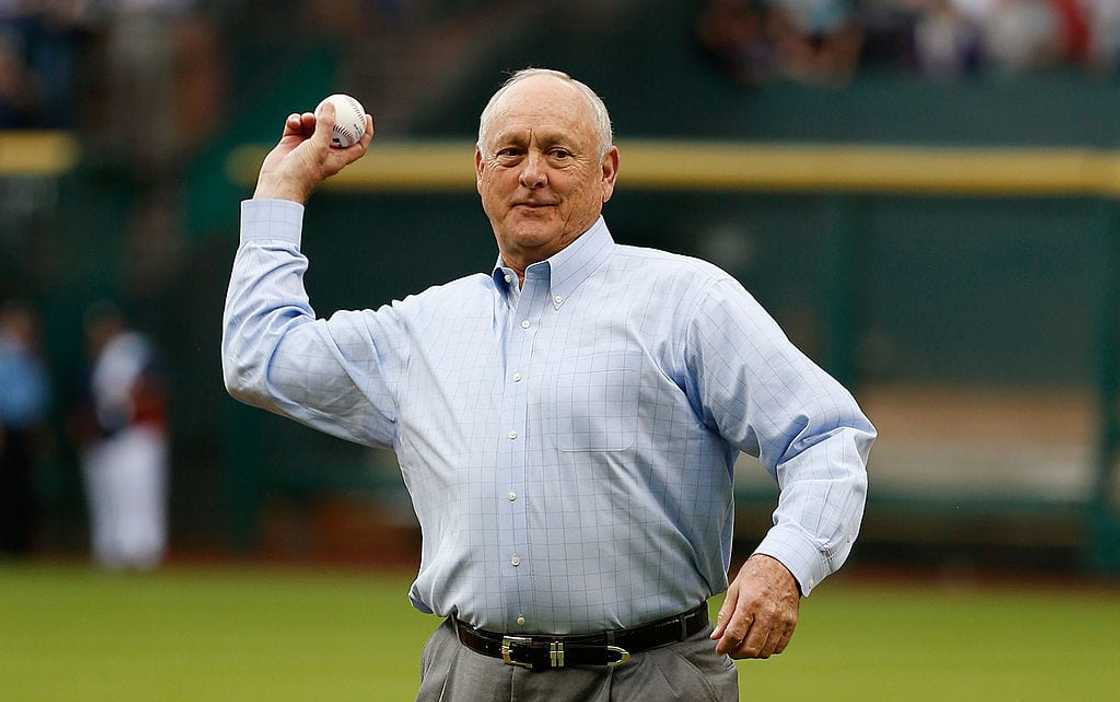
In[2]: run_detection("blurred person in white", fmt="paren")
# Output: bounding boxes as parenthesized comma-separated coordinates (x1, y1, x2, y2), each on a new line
(1087, 0, 1120, 68)
(0, 302, 50, 557)
(973, 0, 1063, 71)
(76, 303, 168, 570)
(914, 0, 1097, 75)
(914, 0, 983, 76)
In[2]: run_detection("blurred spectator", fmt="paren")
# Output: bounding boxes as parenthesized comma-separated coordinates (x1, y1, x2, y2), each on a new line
(914, 0, 982, 77)
(768, 0, 865, 84)
(984, 0, 1063, 72)
(84, 0, 226, 174)
(697, 0, 866, 85)
(0, 1, 92, 128)
(74, 303, 169, 570)
(0, 301, 49, 557)
(1086, 0, 1120, 69)
(697, 0, 776, 84)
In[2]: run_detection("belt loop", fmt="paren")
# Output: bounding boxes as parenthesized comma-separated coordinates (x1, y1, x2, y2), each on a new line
(679, 612, 688, 641)
(606, 629, 615, 646)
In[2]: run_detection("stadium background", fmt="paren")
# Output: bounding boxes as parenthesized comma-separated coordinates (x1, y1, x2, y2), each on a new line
(2, 0, 1118, 699)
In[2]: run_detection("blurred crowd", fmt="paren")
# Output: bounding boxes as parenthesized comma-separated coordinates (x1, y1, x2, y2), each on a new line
(0, 0, 226, 173)
(697, 0, 1120, 85)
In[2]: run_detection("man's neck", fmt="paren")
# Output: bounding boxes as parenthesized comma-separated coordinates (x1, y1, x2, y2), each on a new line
(498, 218, 600, 285)
(501, 242, 569, 286)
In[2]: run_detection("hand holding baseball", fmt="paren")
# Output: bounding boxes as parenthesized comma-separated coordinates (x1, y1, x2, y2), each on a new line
(253, 97, 374, 205)
(711, 554, 800, 659)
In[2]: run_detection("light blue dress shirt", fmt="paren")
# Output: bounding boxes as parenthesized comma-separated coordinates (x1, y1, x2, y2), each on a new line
(223, 199, 875, 635)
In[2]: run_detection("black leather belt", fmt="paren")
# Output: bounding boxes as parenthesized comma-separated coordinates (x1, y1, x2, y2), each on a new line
(453, 603, 709, 672)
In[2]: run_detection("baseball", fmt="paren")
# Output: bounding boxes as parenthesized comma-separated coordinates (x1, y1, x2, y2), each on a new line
(321, 94, 367, 148)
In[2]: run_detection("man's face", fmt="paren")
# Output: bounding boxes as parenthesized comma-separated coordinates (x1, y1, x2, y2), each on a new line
(475, 76, 619, 268)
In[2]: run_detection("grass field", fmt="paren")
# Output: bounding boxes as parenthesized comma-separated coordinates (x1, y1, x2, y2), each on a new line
(1, 565, 1117, 701)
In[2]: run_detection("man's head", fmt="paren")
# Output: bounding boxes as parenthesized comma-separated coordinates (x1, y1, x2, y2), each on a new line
(475, 69, 620, 274)
(0, 301, 38, 348)
(84, 301, 125, 357)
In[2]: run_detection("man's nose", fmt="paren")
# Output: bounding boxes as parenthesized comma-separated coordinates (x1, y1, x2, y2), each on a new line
(518, 152, 547, 190)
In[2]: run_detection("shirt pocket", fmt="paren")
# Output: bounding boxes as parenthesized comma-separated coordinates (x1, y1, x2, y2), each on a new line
(552, 350, 642, 452)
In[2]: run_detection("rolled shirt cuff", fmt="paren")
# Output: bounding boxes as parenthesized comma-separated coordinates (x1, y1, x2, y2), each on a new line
(752, 522, 834, 597)
(240, 198, 305, 247)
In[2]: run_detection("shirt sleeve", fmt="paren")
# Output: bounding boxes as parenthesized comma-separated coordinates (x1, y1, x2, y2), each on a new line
(221, 199, 410, 449)
(683, 276, 875, 596)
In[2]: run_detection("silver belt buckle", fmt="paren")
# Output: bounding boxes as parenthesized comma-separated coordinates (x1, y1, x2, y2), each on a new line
(606, 645, 631, 668)
(500, 636, 534, 669)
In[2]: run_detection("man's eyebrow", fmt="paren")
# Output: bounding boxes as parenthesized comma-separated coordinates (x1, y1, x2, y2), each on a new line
(491, 130, 529, 145)
(533, 131, 576, 145)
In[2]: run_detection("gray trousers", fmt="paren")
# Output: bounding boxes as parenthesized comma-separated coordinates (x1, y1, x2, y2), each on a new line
(416, 619, 739, 702)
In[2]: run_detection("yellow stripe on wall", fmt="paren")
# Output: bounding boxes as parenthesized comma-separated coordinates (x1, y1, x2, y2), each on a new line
(0, 132, 80, 176)
(7, 132, 1120, 197)
(226, 140, 1120, 197)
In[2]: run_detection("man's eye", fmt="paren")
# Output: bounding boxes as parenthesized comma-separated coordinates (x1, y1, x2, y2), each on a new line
(550, 149, 571, 159)
(497, 148, 520, 157)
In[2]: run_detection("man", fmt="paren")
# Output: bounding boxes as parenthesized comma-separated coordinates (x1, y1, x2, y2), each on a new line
(76, 305, 169, 570)
(0, 302, 50, 557)
(223, 68, 875, 701)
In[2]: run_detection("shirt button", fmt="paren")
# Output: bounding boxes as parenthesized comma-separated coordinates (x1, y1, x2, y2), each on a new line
(516, 616, 526, 626)
(553, 295, 563, 305)
(511, 554, 521, 567)
(507, 491, 517, 502)
(507, 431, 518, 440)
(520, 320, 531, 329)
(504, 274, 513, 284)
(512, 372, 522, 382)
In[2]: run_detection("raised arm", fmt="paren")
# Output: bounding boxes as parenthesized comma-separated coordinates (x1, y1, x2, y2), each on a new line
(221, 101, 407, 448)
(681, 276, 875, 659)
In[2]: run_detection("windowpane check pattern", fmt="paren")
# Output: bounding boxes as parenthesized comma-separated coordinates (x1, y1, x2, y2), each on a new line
(223, 199, 875, 635)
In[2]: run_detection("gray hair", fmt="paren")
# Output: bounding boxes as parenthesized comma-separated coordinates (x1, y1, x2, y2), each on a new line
(477, 68, 614, 161)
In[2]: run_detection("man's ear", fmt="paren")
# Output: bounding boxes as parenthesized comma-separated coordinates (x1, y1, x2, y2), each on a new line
(474, 149, 485, 194)
(601, 146, 620, 203)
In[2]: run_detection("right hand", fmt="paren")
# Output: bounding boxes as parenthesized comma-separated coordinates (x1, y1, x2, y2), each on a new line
(253, 100, 374, 204)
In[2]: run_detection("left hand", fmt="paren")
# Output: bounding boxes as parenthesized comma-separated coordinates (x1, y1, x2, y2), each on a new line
(710, 554, 800, 659)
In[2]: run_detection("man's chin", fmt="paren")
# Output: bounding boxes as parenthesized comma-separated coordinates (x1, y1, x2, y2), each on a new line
(506, 222, 561, 248)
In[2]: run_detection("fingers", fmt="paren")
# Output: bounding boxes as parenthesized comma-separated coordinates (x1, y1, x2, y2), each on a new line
(312, 99, 336, 149)
(757, 624, 784, 659)
(710, 580, 738, 640)
(713, 618, 748, 655)
(725, 603, 797, 659)
(713, 556, 801, 660)
(338, 114, 374, 157)
(772, 616, 796, 655)
(361, 114, 374, 146)
(714, 601, 754, 656)
(739, 615, 770, 658)
(280, 112, 316, 140)
(322, 113, 374, 173)
(281, 113, 300, 139)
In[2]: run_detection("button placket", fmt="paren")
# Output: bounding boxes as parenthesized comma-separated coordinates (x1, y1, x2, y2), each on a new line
(496, 273, 543, 620)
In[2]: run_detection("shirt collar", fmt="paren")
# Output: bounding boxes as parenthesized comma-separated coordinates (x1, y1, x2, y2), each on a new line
(490, 217, 615, 309)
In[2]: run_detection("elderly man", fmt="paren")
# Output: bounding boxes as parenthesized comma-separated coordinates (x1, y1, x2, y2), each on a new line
(223, 68, 874, 701)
